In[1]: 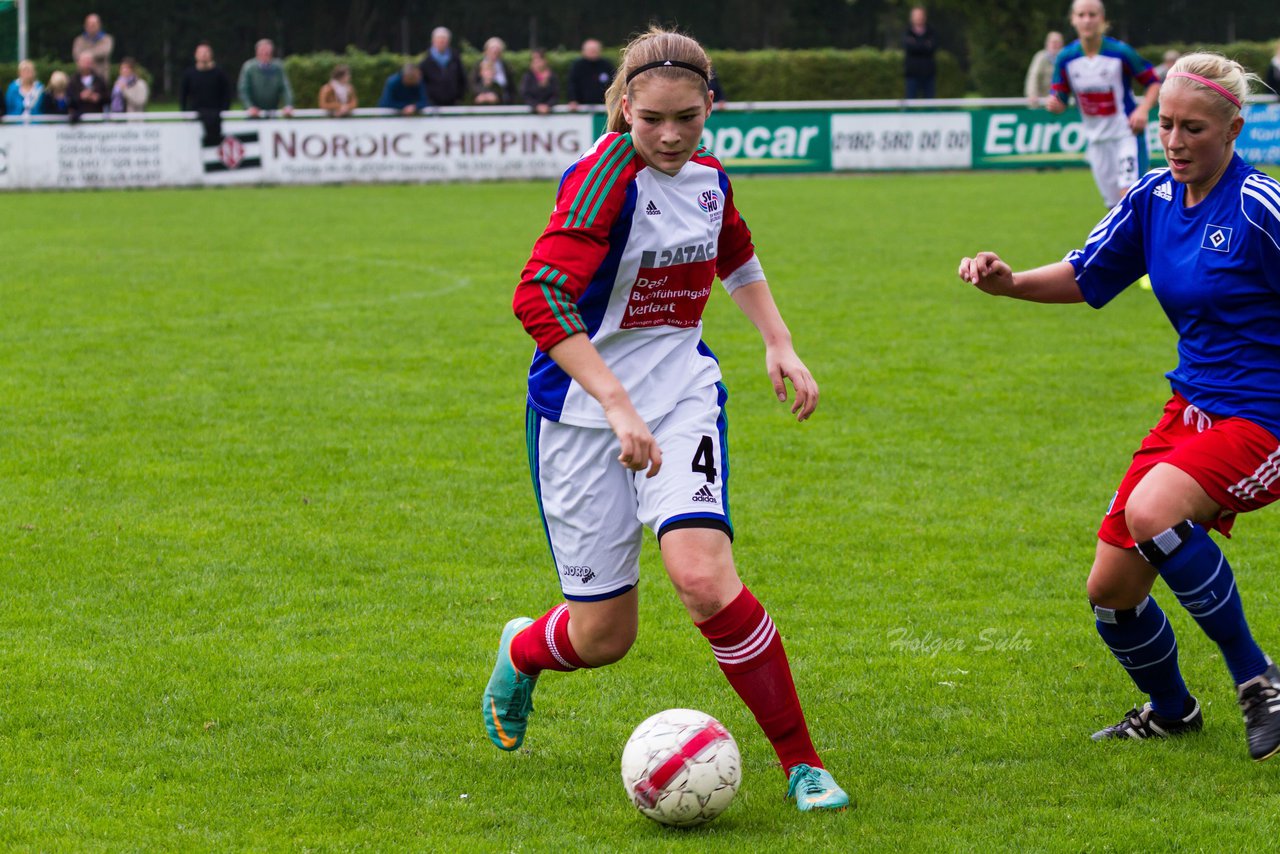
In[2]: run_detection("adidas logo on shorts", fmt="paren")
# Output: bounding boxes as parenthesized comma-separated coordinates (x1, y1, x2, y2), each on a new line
(645, 200, 662, 216)
(1154, 180, 1173, 201)
(691, 485, 717, 503)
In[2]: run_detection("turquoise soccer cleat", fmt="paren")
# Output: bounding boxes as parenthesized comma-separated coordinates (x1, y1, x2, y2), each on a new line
(786, 764, 851, 812)
(482, 617, 537, 751)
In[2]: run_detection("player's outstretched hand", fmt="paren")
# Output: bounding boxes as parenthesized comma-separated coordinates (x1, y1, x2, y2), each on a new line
(958, 252, 1015, 296)
(603, 398, 663, 478)
(766, 343, 819, 422)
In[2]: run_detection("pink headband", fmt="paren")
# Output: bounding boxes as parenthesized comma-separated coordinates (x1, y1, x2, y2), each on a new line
(1167, 71, 1242, 108)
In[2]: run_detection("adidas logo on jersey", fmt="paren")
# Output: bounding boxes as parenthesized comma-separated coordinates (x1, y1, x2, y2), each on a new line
(691, 485, 717, 503)
(1154, 180, 1173, 201)
(645, 200, 662, 216)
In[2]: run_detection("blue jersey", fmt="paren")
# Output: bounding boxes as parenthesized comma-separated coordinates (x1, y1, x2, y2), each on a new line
(1066, 155, 1280, 438)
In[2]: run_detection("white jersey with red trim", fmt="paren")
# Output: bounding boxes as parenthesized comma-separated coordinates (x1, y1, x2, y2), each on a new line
(513, 132, 762, 427)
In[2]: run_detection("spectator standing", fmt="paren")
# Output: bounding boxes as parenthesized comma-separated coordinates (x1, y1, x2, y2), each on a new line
(238, 39, 294, 117)
(71, 13, 113, 83)
(181, 42, 233, 146)
(419, 26, 467, 107)
(378, 64, 429, 115)
(68, 50, 109, 122)
(110, 58, 149, 113)
(903, 6, 938, 99)
(471, 60, 510, 105)
(319, 64, 358, 116)
(5, 60, 45, 120)
(520, 50, 558, 114)
(1266, 39, 1280, 96)
(566, 39, 614, 109)
(1025, 31, 1064, 106)
(40, 71, 70, 116)
(1154, 49, 1181, 81)
(471, 38, 515, 104)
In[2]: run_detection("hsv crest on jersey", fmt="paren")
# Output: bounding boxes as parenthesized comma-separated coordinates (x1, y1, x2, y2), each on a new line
(1202, 225, 1232, 253)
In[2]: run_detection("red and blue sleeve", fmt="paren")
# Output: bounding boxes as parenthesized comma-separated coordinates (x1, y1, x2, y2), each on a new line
(513, 134, 638, 352)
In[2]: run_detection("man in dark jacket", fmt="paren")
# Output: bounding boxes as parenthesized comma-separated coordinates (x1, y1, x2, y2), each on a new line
(903, 6, 937, 99)
(379, 64, 430, 115)
(566, 39, 614, 110)
(68, 50, 109, 122)
(181, 42, 233, 146)
(420, 27, 466, 107)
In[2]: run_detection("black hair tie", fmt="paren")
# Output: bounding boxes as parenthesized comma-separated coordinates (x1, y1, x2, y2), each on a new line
(625, 59, 709, 85)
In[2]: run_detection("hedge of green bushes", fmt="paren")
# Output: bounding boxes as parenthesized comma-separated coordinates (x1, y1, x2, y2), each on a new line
(273, 47, 963, 108)
(1, 41, 1273, 109)
(1139, 40, 1274, 86)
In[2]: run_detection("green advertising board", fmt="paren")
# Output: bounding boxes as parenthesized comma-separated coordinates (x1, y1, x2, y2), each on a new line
(592, 110, 831, 174)
(970, 107, 1163, 170)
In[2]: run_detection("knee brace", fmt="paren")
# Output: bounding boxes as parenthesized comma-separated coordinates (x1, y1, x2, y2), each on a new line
(1092, 595, 1150, 625)
(1135, 520, 1195, 566)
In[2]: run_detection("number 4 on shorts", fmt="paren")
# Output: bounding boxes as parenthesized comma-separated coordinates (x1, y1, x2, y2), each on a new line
(692, 435, 717, 483)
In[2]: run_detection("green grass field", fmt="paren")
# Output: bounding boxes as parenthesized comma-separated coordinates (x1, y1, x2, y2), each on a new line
(5, 168, 1280, 851)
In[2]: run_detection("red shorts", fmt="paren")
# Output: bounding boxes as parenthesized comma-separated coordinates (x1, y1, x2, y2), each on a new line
(1098, 392, 1280, 549)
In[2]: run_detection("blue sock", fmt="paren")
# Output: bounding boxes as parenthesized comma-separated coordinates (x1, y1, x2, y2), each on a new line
(1094, 595, 1190, 718)
(1140, 521, 1267, 685)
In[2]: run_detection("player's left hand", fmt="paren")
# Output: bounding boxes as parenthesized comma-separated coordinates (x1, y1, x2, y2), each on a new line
(766, 344, 818, 422)
(1128, 109, 1148, 134)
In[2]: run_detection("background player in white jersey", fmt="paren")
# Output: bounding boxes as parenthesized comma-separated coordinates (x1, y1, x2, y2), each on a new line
(483, 27, 850, 812)
(959, 54, 1280, 761)
(1048, 0, 1160, 207)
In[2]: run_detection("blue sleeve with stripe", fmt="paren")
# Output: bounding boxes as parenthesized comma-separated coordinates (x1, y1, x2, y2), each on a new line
(1064, 186, 1148, 309)
(1242, 173, 1280, 294)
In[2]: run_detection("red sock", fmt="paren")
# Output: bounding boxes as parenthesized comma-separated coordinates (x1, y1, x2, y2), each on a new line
(697, 586, 822, 772)
(510, 604, 589, 676)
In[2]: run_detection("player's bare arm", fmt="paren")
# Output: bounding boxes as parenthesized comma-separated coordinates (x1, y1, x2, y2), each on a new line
(1130, 80, 1160, 133)
(729, 280, 819, 421)
(546, 332, 663, 477)
(958, 255, 1085, 304)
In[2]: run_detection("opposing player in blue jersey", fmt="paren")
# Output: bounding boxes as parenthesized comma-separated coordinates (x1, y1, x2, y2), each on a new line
(1048, 0, 1160, 208)
(483, 27, 849, 811)
(959, 53, 1280, 761)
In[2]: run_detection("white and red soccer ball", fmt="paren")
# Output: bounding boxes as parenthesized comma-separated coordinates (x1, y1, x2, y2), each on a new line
(620, 708, 741, 826)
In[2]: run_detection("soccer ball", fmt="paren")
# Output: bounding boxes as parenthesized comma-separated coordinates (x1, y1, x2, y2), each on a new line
(620, 708, 740, 827)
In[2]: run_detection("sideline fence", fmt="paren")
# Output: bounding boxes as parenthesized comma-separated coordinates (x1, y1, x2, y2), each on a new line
(2, 96, 1276, 190)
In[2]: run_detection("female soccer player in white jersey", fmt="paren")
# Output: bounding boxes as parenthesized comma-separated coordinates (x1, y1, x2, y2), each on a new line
(1048, 0, 1160, 208)
(959, 54, 1280, 761)
(482, 27, 850, 811)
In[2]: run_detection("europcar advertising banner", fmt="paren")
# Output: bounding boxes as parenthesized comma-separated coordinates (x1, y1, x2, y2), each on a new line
(591, 110, 831, 173)
(970, 108, 1167, 170)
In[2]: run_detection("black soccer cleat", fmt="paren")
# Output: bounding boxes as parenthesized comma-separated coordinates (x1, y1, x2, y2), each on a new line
(1091, 696, 1203, 742)
(1237, 663, 1280, 762)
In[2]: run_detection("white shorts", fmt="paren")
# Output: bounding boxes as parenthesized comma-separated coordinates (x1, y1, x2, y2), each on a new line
(1087, 135, 1146, 208)
(527, 382, 731, 601)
